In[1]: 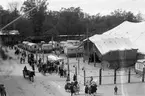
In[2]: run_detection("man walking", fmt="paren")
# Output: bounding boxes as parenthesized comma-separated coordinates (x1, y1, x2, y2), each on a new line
(70, 82, 75, 96)
(114, 86, 118, 95)
(73, 74, 77, 81)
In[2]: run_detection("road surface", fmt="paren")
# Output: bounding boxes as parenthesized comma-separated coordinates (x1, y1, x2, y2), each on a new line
(0, 48, 70, 96)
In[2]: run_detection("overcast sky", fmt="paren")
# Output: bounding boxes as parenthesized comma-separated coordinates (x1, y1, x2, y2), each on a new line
(0, 0, 145, 15)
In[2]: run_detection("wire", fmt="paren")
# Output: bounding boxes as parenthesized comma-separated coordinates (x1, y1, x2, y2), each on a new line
(133, 32, 145, 42)
(0, 0, 45, 31)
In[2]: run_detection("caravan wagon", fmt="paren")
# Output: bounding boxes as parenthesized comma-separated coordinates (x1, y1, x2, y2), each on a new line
(64, 45, 83, 56)
(135, 59, 145, 74)
(42, 44, 53, 53)
(22, 41, 29, 50)
(27, 42, 39, 52)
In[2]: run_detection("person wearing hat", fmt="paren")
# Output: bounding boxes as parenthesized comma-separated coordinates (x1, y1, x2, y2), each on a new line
(114, 86, 118, 95)
(70, 82, 75, 96)
(0, 84, 6, 96)
(85, 85, 89, 96)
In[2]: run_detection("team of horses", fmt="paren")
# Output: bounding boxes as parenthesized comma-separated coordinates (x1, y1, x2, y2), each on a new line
(23, 66, 35, 82)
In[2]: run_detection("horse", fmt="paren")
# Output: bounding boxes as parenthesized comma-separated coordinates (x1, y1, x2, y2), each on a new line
(23, 67, 35, 82)
(88, 83, 97, 96)
(64, 81, 80, 94)
(28, 71, 35, 82)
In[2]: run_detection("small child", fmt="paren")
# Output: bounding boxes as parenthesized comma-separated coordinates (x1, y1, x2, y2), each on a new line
(114, 86, 118, 95)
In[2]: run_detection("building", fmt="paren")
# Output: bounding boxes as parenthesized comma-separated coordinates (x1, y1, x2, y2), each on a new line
(0, 30, 21, 46)
(82, 21, 145, 69)
(83, 34, 138, 69)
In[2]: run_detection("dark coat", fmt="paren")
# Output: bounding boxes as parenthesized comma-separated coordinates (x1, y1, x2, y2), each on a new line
(85, 86, 89, 94)
(70, 85, 75, 93)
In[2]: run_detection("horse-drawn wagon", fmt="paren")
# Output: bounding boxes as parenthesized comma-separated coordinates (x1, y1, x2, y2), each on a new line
(38, 54, 64, 75)
(64, 81, 80, 94)
(85, 79, 98, 95)
(23, 66, 35, 82)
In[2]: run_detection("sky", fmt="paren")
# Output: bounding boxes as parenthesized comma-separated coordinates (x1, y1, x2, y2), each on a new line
(0, 0, 145, 15)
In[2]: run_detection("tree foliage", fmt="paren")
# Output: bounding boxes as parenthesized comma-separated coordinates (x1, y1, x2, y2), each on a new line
(21, 0, 48, 36)
(0, 2, 143, 39)
(0, 5, 20, 30)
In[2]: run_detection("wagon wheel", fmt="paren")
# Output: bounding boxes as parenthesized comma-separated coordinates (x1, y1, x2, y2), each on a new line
(38, 67, 41, 72)
(31, 76, 34, 82)
(29, 74, 32, 81)
(65, 83, 70, 91)
(74, 86, 80, 94)
(64, 84, 68, 91)
(78, 86, 80, 94)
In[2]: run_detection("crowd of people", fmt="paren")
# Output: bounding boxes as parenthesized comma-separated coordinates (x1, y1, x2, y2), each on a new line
(13, 46, 119, 96)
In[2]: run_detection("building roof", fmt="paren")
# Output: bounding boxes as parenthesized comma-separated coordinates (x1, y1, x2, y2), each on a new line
(104, 21, 145, 54)
(89, 35, 137, 55)
(0, 30, 19, 35)
(27, 42, 37, 46)
(87, 21, 140, 55)
(47, 54, 63, 62)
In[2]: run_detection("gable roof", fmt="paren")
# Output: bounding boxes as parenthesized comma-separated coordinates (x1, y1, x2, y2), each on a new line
(89, 35, 137, 55)
(104, 21, 145, 53)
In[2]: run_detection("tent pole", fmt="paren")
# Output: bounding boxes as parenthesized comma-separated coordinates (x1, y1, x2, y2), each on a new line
(78, 49, 80, 74)
(93, 44, 96, 67)
(67, 54, 70, 81)
(87, 25, 89, 64)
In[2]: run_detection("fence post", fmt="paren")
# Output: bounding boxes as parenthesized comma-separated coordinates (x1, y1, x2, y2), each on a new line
(76, 67, 78, 81)
(94, 52, 96, 67)
(142, 68, 145, 82)
(128, 68, 131, 83)
(67, 55, 70, 81)
(99, 68, 102, 85)
(84, 70, 86, 86)
(42, 50, 44, 64)
(114, 69, 116, 84)
(78, 56, 80, 74)
(36, 51, 38, 65)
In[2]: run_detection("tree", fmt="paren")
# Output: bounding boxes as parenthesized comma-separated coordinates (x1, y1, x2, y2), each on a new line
(135, 12, 143, 22)
(57, 7, 84, 35)
(0, 4, 20, 31)
(42, 11, 59, 35)
(16, 18, 33, 37)
(0, 5, 4, 28)
(21, 0, 48, 36)
(0, 8, 10, 30)
(8, 1, 20, 12)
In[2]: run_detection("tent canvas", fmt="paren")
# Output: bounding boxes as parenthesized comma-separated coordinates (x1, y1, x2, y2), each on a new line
(88, 35, 137, 55)
(104, 21, 145, 54)
(47, 54, 63, 62)
(83, 21, 140, 68)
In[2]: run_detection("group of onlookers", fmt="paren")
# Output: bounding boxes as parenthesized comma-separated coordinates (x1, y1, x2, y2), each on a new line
(58, 62, 67, 77)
